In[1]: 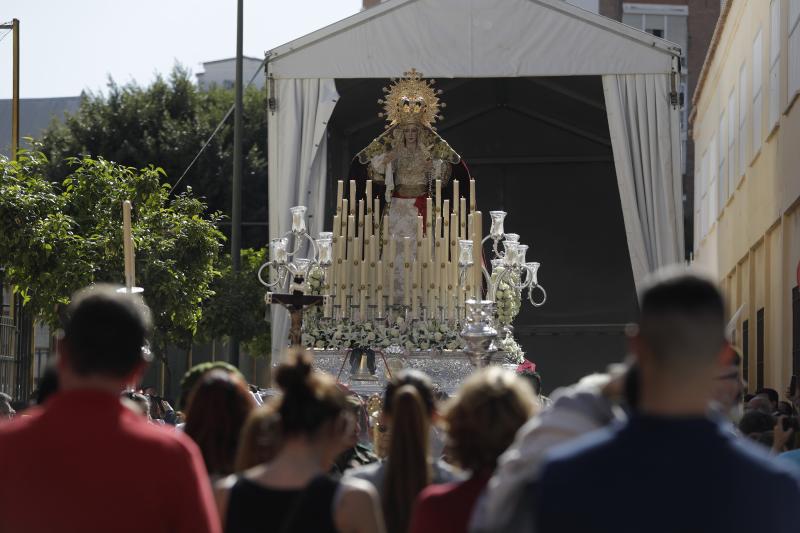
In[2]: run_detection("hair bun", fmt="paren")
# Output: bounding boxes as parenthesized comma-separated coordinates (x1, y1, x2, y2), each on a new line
(275, 350, 313, 393)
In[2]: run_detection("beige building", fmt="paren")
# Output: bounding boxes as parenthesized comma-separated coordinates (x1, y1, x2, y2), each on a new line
(691, 0, 800, 393)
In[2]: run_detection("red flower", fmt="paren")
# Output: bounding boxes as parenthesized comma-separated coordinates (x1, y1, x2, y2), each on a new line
(516, 360, 536, 374)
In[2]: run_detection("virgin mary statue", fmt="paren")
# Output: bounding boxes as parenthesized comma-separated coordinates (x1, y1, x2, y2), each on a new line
(356, 69, 461, 298)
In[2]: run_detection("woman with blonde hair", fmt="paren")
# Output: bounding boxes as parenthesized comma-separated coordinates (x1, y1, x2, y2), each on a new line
(409, 367, 537, 533)
(233, 397, 283, 472)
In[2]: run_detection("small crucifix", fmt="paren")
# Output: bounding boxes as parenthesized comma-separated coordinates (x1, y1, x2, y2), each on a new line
(266, 276, 327, 347)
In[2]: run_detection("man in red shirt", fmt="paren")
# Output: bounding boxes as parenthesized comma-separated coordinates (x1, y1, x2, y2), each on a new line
(0, 285, 221, 533)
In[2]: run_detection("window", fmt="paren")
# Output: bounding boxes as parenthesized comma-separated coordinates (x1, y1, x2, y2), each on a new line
(769, 0, 781, 131)
(739, 63, 748, 175)
(709, 134, 718, 223)
(700, 150, 706, 237)
(743, 319, 750, 391)
(790, 0, 800, 108)
(718, 113, 727, 212)
(752, 29, 763, 158)
(694, 166, 701, 245)
(727, 90, 736, 196)
(756, 308, 765, 390)
(696, 149, 711, 239)
(694, 153, 703, 244)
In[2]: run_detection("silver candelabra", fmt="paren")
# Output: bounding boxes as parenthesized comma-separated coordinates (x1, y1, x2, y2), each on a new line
(257, 206, 333, 294)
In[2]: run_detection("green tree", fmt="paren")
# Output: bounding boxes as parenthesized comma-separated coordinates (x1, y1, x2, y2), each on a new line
(39, 65, 267, 248)
(0, 148, 224, 368)
(196, 248, 271, 357)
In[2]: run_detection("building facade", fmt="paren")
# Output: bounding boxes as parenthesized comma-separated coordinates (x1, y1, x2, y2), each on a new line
(195, 57, 265, 91)
(692, 0, 800, 392)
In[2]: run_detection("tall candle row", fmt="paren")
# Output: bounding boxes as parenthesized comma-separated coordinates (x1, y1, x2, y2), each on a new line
(328, 178, 480, 321)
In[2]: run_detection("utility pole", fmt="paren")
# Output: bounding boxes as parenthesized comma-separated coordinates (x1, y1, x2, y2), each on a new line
(1, 19, 31, 400)
(1, 19, 20, 160)
(229, 0, 243, 368)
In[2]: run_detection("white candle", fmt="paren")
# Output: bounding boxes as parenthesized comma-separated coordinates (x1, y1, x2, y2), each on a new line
(469, 179, 476, 213)
(422, 235, 432, 311)
(349, 179, 356, 215)
(360, 242, 368, 321)
(122, 200, 134, 290)
(388, 239, 396, 306)
(353, 236, 361, 310)
(404, 238, 412, 307)
(360, 292, 367, 322)
(443, 200, 450, 259)
(447, 260, 455, 320)
(366, 180, 372, 209)
(435, 179, 442, 217)
(412, 266, 419, 319)
(377, 261, 384, 316)
(358, 199, 365, 238)
(332, 214, 341, 244)
(453, 180, 459, 217)
(374, 197, 381, 236)
(450, 213, 458, 260)
(370, 238, 377, 309)
(382, 215, 389, 256)
(473, 211, 483, 300)
(336, 180, 344, 215)
(426, 197, 433, 237)
(337, 234, 346, 290)
(439, 239, 447, 312)
(460, 198, 467, 240)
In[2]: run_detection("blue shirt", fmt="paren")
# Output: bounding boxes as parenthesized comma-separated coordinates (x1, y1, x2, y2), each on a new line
(534, 415, 800, 533)
(778, 449, 800, 471)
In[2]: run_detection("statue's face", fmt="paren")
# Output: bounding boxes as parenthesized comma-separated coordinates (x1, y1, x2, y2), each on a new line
(403, 126, 419, 145)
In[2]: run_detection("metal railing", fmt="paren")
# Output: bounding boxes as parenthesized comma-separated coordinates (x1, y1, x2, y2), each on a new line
(0, 316, 18, 398)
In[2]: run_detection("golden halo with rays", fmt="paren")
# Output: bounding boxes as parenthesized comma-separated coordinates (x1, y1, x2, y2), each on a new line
(377, 68, 445, 130)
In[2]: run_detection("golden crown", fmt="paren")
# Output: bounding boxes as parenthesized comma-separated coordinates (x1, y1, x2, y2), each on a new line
(377, 68, 445, 129)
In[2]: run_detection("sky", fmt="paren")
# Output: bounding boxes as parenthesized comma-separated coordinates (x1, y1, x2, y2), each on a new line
(0, 0, 362, 99)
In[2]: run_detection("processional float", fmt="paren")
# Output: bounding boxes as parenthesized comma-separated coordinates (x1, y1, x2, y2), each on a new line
(260, 69, 546, 393)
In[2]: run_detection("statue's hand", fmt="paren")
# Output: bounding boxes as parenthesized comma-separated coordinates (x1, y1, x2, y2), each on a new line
(423, 158, 434, 170)
(384, 151, 398, 164)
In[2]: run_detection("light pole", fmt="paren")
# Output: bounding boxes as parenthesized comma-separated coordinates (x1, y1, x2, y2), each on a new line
(230, 0, 243, 367)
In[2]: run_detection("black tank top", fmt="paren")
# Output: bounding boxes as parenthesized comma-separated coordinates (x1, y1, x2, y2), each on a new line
(225, 475, 340, 533)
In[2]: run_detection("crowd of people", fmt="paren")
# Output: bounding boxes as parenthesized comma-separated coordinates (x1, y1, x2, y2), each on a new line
(1, 269, 800, 532)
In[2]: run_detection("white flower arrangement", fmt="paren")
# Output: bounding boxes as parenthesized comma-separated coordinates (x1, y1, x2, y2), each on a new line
(301, 311, 464, 352)
(493, 267, 522, 327)
(496, 334, 525, 364)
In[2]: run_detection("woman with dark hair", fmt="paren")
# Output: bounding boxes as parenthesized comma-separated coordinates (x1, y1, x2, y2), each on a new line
(184, 370, 256, 479)
(409, 367, 537, 533)
(219, 350, 385, 533)
(347, 369, 462, 533)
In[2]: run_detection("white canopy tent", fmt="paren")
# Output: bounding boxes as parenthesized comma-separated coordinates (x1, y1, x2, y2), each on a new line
(266, 0, 684, 360)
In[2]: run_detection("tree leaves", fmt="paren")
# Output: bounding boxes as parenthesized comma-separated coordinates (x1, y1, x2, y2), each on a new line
(38, 65, 267, 248)
(0, 148, 224, 361)
(196, 248, 270, 357)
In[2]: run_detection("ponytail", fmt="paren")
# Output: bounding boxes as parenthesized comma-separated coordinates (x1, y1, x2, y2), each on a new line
(382, 374, 434, 533)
